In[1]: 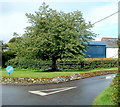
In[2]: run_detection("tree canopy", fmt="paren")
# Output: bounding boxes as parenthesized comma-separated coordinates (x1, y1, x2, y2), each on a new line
(11, 3, 96, 71)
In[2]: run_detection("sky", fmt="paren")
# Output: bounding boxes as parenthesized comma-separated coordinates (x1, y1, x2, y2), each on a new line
(0, 0, 119, 43)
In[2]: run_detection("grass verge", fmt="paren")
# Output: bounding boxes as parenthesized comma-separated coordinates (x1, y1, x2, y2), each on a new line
(0, 67, 117, 78)
(93, 84, 116, 105)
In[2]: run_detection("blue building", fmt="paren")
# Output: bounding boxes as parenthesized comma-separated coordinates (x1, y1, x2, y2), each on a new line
(85, 41, 106, 58)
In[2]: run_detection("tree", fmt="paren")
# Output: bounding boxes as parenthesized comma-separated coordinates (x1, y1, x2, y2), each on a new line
(2, 50, 16, 67)
(0, 41, 3, 52)
(0, 40, 15, 67)
(8, 32, 21, 46)
(11, 3, 96, 71)
(0, 41, 9, 52)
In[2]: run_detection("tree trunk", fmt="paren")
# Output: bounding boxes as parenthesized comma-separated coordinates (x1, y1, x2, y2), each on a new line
(52, 56, 57, 71)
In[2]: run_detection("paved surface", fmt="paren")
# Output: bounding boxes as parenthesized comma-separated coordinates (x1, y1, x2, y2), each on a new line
(2, 74, 116, 105)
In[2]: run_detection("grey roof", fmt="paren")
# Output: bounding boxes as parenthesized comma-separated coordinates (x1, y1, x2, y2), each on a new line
(88, 41, 106, 46)
(101, 38, 118, 48)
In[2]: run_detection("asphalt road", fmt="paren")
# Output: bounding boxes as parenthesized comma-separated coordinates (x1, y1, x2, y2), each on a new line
(2, 74, 116, 105)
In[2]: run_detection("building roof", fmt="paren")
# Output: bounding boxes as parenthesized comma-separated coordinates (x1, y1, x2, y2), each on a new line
(101, 38, 118, 48)
(88, 41, 106, 46)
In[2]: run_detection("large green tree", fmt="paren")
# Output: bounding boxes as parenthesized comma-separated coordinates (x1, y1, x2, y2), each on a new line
(11, 3, 96, 71)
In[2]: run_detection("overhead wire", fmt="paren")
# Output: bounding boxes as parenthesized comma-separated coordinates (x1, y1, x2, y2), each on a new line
(92, 10, 120, 25)
(92, 9, 119, 58)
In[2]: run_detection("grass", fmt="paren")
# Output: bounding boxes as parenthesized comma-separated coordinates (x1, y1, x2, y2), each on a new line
(93, 84, 116, 105)
(0, 67, 117, 78)
(63, 67, 117, 72)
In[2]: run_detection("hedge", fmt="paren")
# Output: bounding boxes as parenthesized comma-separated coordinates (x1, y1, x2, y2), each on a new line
(110, 75, 119, 105)
(6, 57, 51, 70)
(6, 58, 118, 70)
(82, 58, 118, 69)
(57, 58, 118, 69)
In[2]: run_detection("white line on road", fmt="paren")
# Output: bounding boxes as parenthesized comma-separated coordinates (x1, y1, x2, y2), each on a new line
(105, 75, 116, 79)
(29, 86, 77, 96)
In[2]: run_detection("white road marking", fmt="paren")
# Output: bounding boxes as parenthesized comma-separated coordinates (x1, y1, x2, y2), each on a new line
(105, 75, 116, 79)
(29, 86, 77, 96)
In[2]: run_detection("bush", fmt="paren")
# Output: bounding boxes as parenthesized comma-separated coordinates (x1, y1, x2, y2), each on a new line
(83, 58, 118, 69)
(6, 58, 118, 70)
(57, 58, 118, 69)
(2, 51, 16, 68)
(6, 57, 51, 70)
(111, 74, 119, 105)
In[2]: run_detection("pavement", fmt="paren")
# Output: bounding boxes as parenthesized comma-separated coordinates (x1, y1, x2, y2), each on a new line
(1, 74, 116, 106)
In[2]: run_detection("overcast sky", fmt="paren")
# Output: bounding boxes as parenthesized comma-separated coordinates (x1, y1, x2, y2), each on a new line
(0, 0, 119, 43)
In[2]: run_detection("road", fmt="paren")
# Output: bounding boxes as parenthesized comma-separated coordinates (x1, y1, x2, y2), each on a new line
(2, 74, 116, 106)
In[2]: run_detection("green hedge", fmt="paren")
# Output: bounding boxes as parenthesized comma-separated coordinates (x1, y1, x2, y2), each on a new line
(82, 58, 118, 69)
(57, 58, 118, 69)
(6, 57, 51, 70)
(6, 58, 118, 70)
(111, 74, 119, 105)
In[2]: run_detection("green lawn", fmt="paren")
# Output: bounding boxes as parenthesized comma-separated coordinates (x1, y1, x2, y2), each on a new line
(0, 67, 117, 78)
(93, 84, 116, 105)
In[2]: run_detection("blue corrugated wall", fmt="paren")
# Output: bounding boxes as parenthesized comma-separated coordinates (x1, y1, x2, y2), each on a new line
(84, 41, 106, 58)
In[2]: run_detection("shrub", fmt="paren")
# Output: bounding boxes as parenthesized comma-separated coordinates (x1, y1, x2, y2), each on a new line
(57, 58, 118, 69)
(2, 51, 16, 68)
(111, 74, 119, 105)
(6, 57, 51, 70)
(6, 58, 118, 70)
(83, 58, 118, 69)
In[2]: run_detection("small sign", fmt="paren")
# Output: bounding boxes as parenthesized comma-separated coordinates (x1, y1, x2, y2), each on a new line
(6, 66, 14, 75)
